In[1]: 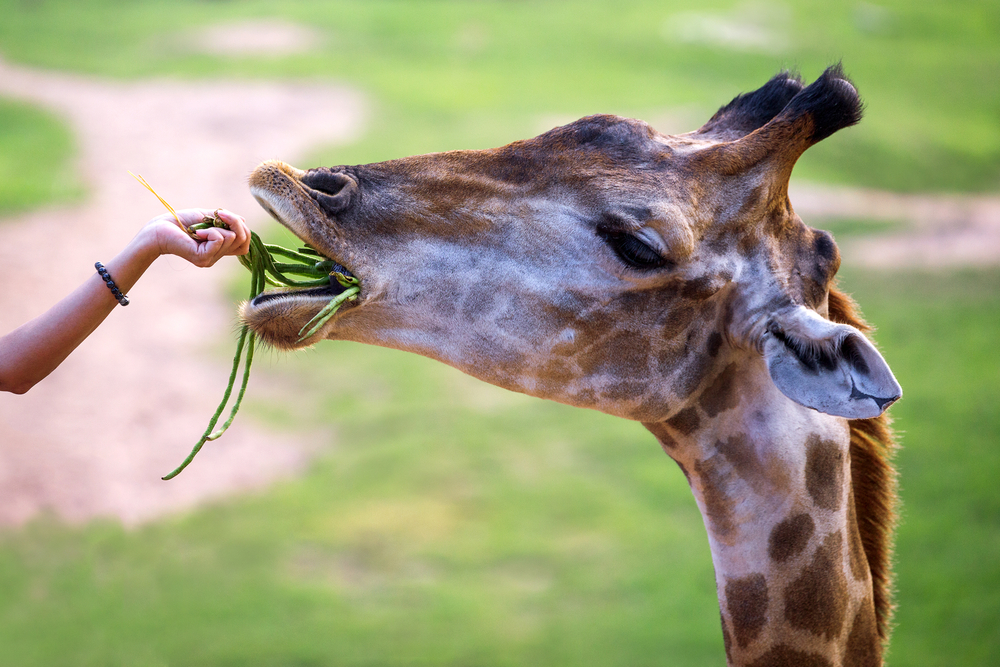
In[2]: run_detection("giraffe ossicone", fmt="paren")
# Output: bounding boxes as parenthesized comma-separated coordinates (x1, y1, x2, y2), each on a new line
(244, 65, 900, 666)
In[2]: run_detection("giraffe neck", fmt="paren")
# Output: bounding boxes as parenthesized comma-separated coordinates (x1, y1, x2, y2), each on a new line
(646, 360, 882, 667)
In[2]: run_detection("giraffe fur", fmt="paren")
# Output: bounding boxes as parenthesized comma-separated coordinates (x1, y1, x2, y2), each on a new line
(242, 66, 901, 666)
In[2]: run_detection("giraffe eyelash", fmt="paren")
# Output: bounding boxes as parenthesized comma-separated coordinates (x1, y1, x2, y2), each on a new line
(596, 228, 668, 270)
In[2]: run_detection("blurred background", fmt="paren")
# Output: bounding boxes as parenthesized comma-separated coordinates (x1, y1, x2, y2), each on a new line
(0, 0, 997, 665)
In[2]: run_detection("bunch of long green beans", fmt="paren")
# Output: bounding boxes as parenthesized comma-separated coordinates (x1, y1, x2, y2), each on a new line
(129, 175, 359, 479)
(159, 212, 359, 480)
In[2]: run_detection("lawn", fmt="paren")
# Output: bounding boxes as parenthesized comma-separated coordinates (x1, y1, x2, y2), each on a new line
(0, 1, 998, 665)
(841, 269, 1000, 666)
(0, 98, 79, 215)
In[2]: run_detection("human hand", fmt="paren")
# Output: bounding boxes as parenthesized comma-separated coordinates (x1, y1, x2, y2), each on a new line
(144, 208, 251, 268)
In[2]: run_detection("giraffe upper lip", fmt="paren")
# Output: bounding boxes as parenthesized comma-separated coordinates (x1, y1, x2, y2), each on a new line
(248, 161, 362, 314)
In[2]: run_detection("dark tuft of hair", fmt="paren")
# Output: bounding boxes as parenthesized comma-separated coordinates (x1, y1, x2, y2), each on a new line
(828, 285, 899, 644)
(697, 71, 804, 139)
(783, 63, 864, 143)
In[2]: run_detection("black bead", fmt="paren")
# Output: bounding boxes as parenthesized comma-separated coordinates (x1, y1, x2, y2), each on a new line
(96, 260, 129, 307)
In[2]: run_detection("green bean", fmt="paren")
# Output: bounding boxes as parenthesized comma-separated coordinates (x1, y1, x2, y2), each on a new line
(265, 245, 325, 264)
(297, 274, 360, 342)
(162, 211, 359, 479)
(130, 179, 361, 478)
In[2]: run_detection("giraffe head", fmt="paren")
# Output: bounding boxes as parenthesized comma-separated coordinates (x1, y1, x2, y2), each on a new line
(244, 65, 900, 423)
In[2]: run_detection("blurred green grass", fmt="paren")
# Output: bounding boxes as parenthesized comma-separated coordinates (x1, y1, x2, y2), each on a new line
(0, 1, 998, 665)
(848, 270, 1000, 667)
(0, 98, 80, 215)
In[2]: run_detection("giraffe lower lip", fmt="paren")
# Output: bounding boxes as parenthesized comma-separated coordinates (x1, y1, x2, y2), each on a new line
(250, 266, 357, 307)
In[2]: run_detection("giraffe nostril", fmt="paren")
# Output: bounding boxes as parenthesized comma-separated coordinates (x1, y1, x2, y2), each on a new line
(302, 169, 358, 216)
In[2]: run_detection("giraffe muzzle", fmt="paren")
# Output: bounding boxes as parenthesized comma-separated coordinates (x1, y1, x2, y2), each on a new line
(245, 160, 365, 348)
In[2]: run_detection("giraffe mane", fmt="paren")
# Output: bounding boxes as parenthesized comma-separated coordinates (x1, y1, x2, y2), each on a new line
(828, 285, 899, 643)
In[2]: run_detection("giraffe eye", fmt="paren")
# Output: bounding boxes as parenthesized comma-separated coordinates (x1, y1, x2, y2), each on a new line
(598, 230, 667, 270)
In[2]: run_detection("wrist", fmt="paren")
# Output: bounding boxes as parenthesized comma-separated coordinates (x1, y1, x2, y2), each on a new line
(102, 222, 162, 294)
(128, 220, 168, 263)
(95, 261, 130, 306)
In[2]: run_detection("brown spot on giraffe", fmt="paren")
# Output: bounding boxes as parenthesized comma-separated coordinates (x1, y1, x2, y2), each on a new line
(680, 275, 721, 300)
(539, 358, 579, 391)
(462, 281, 501, 322)
(644, 421, 678, 450)
(657, 301, 699, 342)
(720, 611, 735, 664)
(706, 331, 724, 358)
(805, 434, 845, 511)
(843, 600, 881, 667)
(746, 645, 834, 667)
(714, 432, 788, 495)
(694, 456, 735, 536)
(666, 406, 701, 436)
(700, 362, 741, 417)
(577, 328, 652, 380)
(768, 512, 815, 563)
(675, 460, 692, 486)
(784, 531, 849, 640)
(676, 341, 719, 399)
(725, 573, 769, 648)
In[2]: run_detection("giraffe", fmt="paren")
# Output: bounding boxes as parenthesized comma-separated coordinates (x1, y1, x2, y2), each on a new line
(242, 65, 901, 666)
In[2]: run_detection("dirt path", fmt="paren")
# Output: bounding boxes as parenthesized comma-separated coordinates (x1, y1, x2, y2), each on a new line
(0, 56, 365, 526)
(1, 52, 997, 527)
(790, 183, 1000, 269)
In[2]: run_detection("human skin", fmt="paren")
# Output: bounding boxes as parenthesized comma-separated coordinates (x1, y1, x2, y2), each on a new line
(0, 208, 250, 394)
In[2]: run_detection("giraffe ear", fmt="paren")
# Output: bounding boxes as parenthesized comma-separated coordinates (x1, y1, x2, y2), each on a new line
(762, 306, 901, 419)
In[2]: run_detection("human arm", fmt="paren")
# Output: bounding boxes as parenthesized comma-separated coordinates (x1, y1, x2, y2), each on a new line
(0, 208, 250, 394)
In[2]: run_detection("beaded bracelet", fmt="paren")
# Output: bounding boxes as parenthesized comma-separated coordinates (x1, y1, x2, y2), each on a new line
(95, 261, 130, 306)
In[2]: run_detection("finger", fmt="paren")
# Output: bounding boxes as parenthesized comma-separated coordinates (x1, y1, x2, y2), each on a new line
(175, 208, 214, 227)
(212, 213, 250, 256)
(232, 224, 251, 255)
(216, 209, 250, 246)
(218, 231, 239, 257)
(195, 232, 228, 267)
(220, 211, 247, 245)
(195, 226, 225, 244)
(216, 208, 242, 225)
(211, 227, 247, 263)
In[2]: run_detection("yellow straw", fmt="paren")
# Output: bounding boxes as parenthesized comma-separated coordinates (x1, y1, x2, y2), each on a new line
(128, 171, 197, 238)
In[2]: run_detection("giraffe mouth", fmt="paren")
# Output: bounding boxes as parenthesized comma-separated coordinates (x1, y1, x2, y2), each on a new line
(248, 188, 357, 306)
(242, 161, 362, 348)
(248, 263, 356, 307)
(247, 194, 359, 308)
